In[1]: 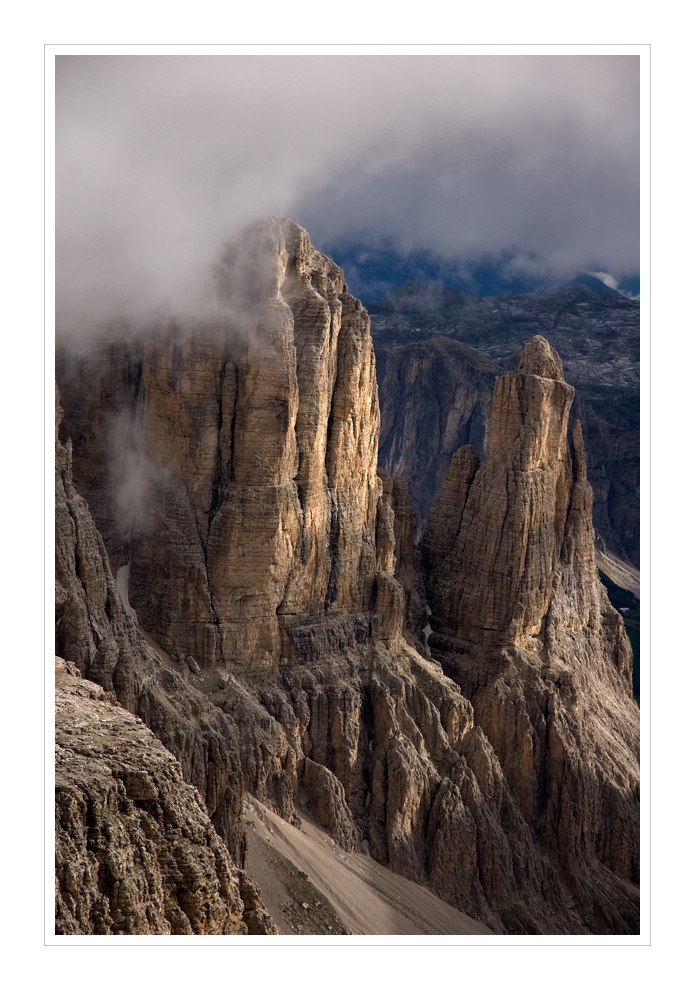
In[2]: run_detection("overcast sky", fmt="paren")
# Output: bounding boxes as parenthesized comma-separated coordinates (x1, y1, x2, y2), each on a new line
(56, 52, 639, 328)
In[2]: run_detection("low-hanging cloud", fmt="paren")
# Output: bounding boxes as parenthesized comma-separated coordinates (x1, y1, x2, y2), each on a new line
(56, 52, 639, 333)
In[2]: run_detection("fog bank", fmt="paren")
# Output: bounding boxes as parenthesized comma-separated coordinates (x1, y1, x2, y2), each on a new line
(56, 53, 639, 334)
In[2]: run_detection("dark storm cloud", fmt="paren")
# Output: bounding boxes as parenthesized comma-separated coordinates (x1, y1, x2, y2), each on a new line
(56, 52, 639, 332)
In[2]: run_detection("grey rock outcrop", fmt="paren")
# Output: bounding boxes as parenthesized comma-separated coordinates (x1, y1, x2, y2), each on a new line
(55, 658, 277, 935)
(377, 468, 428, 641)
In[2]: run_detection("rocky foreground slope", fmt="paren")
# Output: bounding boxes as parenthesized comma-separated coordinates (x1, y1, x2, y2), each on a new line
(55, 658, 276, 935)
(56, 217, 639, 935)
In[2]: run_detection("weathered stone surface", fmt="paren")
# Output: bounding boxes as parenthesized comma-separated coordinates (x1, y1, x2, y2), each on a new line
(56, 385, 294, 868)
(58, 218, 385, 669)
(55, 658, 276, 935)
(376, 468, 428, 647)
(56, 421, 563, 934)
(424, 336, 639, 933)
(370, 281, 640, 569)
(426, 336, 576, 646)
(420, 445, 479, 573)
(299, 758, 360, 853)
(390, 476, 429, 639)
(376, 332, 639, 584)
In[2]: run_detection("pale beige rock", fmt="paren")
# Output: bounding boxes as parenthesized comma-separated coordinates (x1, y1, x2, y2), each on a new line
(58, 218, 384, 669)
(427, 336, 576, 646)
(56, 385, 297, 867)
(57, 349, 638, 932)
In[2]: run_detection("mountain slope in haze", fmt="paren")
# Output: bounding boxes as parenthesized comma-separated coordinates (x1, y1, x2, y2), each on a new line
(376, 337, 501, 538)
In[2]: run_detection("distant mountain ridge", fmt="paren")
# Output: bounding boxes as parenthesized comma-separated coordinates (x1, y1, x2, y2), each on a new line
(370, 283, 639, 428)
(317, 238, 638, 303)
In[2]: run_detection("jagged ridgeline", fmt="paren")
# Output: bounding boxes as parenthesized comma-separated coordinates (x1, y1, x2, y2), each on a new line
(56, 217, 639, 935)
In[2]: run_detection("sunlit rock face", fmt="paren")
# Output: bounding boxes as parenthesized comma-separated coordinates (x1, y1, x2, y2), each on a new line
(423, 337, 639, 931)
(370, 285, 641, 570)
(426, 336, 576, 647)
(57, 218, 395, 668)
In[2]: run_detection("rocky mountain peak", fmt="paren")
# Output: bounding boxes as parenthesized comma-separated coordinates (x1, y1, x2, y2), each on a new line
(516, 334, 565, 380)
(57, 218, 391, 669)
(421, 336, 638, 927)
(215, 216, 349, 315)
(426, 335, 580, 646)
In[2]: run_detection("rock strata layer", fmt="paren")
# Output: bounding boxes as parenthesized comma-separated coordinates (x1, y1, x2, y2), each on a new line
(426, 336, 576, 646)
(56, 382, 297, 882)
(58, 380, 552, 932)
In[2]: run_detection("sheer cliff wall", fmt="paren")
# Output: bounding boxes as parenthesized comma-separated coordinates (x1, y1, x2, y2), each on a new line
(58, 217, 397, 669)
